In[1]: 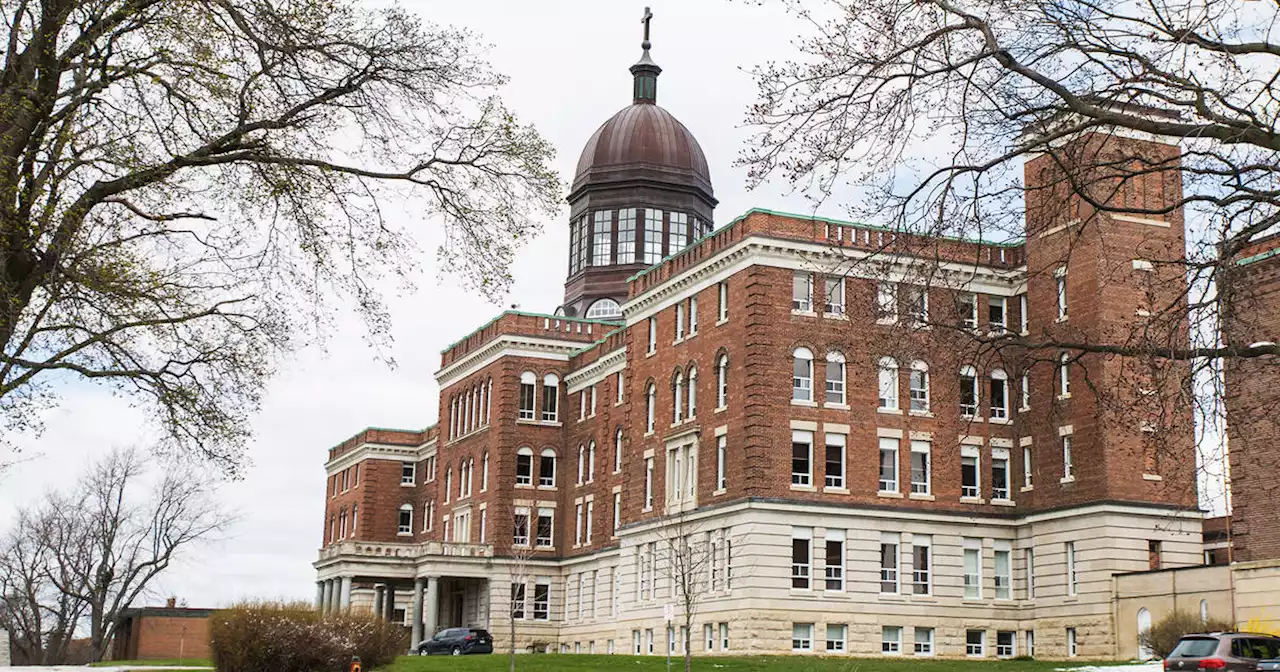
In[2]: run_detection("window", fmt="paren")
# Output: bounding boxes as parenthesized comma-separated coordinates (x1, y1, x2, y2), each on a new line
(568, 218, 582, 274)
(878, 358, 899, 410)
(880, 533, 899, 593)
(539, 449, 556, 487)
(876, 283, 898, 322)
(964, 540, 982, 599)
(1021, 371, 1030, 410)
(912, 536, 931, 595)
(990, 369, 1008, 420)
(959, 293, 978, 328)
(586, 298, 623, 320)
(825, 433, 845, 489)
(1062, 434, 1074, 480)
(513, 508, 530, 546)
(716, 435, 727, 491)
(720, 623, 729, 651)
(647, 318, 657, 354)
(1026, 631, 1036, 658)
(533, 582, 550, 620)
(792, 272, 813, 311)
(672, 372, 683, 424)
(992, 450, 1010, 500)
(995, 545, 1012, 600)
(1026, 548, 1036, 598)
(614, 427, 624, 473)
(644, 457, 654, 509)
(705, 624, 714, 651)
(791, 528, 811, 589)
(675, 304, 685, 341)
(878, 437, 899, 492)
(914, 628, 934, 656)
(586, 501, 593, 543)
(909, 361, 929, 412)
(616, 371, 625, 404)
(962, 450, 980, 498)
(825, 352, 846, 404)
(541, 374, 559, 422)
(398, 505, 413, 535)
(826, 624, 847, 652)
(882, 626, 902, 654)
(670, 212, 688, 250)
(824, 531, 845, 591)
(401, 462, 416, 485)
(574, 503, 583, 545)
(616, 208, 637, 263)
(1066, 542, 1078, 595)
(482, 452, 489, 491)
(588, 442, 596, 481)
(1066, 628, 1078, 657)
(1149, 540, 1162, 570)
(646, 629, 654, 655)
(645, 383, 656, 433)
(989, 296, 1007, 332)
(511, 583, 527, 619)
(612, 491, 621, 533)
(996, 631, 1015, 657)
(689, 297, 699, 334)
(718, 281, 729, 322)
(536, 509, 553, 548)
(1019, 294, 1028, 332)
(907, 286, 929, 324)
(788, 430, 814, 486)
(792, 623, 813, 651)
(1059, 353, 1071, 397)
(644, 209, 663, 264)
(959, 365, 979, 416)
(687, 366, 697, 418)
(792, 347, 813, 401)
(577, 445, 585, 484)
(910, 440, 931, 495)
(516, 448, 533, 486)
(717, 355, 729, 408)
(1056, 267, 1068, 320)
(966, 630, 985, 656)
(592, 211, 613, 265)
(824, 277, 845, 315)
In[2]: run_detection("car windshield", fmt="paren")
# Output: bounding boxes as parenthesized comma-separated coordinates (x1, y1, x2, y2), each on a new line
(1170, 638, 1220, 658)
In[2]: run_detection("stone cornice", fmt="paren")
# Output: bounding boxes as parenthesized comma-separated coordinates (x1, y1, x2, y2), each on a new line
(326, 439, 437, 475)
(435, 335, 586, 389)
(565, 347, 627, 393)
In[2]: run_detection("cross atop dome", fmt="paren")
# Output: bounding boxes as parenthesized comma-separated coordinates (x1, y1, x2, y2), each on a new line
(631, 6, 662, 104)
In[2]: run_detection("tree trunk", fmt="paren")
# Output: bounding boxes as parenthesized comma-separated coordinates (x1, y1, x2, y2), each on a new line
(509, 607, 516, 672)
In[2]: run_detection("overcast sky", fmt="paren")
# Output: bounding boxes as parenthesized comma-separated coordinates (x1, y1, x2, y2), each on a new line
(0, 0, 832, 608)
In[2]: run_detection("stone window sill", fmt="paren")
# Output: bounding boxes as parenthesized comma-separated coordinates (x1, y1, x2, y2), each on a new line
(824, 402, 850, 410)
(877, 490, 904, 499)
(1143, 473, 1163, 481)
(877, 407, 902, 415)
(908, 493, 935, 501)
(991, 499, 1016, 507)
(960, 496, 985, 504)
(791, 483, 816, 492)
(1060, 476, 1076, 484)
(824, 486, 850, 495)
(909, 410, 934, 418)
(791, 399, 817, 407)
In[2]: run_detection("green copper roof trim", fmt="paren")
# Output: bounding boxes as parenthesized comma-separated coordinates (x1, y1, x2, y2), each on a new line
(440, 310, 622, 355)
(628, 207, 1024, 283)
(1237, 247, 1280, 267)
(569, 327, 627, 357)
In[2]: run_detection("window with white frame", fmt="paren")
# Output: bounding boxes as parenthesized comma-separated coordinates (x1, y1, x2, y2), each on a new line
(482, 452, 489, 491)
(670, 212, 688, 251)
(959, 292, 978, 328)
(966, 630, 986, 656)
(992, 448, 1010, 500)
(910, 439, 931, 495)
(792, 623, 814, 651)
(825, 433, 845, 489)
(1056, 267, 1068, 320)
(877, 283, 898, 322)
(793, 347, 813, 401)
(907, 286, 929, 324)
(401, 462, 416, 485)
(717, 354, 729, 408)
(516, 448, 533, 486)
(675, 304, 685, 341)
(513, 507, 530, 546)
(1062, 434, 1074, 480)
(961, 446, 980, 498)
(825, 352, 846, 404)
(648, 318, 657, 354)
(1067, 628, 1078, 657)
(912, 535, 931, 595)
(1019, 294, 1029, 333)
(510, 582, 526, 619)
(718, 281, 729, 322)
(1059, 352, 1071, 397)
(791, 528, 811, 589)
(539, 449, 556, 487)
(586, 501, 594, 543)
(825, 530, 845, 591)
(878, 436, 899, 492)
(990, 369, 1009, 420)
(826, 624, 847, 652)
(644, 209, 663, 264)
(909, 361, 930, 412)
(644, 457, 654, 509)
(824, 277, 845, 315)
(720, 623, 729, 651)
(687, 366, 697, 419)
(792, 272, 813, 312)
(716, 434, 727, 491)
(882, 626, 902, 654)
(880, 532, 900, 593)
(398, 504, 413, 535)
(1066, 541, 1078, 595)
(1021, 370, 1030, 410)
(1026, 630, 1036, 657)
(689, 297, 698, 334)
(645, 383, 656, 433)
(1023, 443, 1033, 487)
(792, 430, 813, 487)
(705, 624, 714, 651)
(878, 357, 899, 410)
(963, 539, 982, 599)
(1026, 547, 1036, 598)
(533, 581, 550, 620)
(541, 374, 559, 422)
(613, 491, 621, 533)
(989, 296, 1007, 332)
(536, 508, 553, 547)
(616, 371, 624, 404)
(614, 427, 623, 473)
(590, 386, 597, 416)
(960, 365, 979, 417)
(592, 210, 613, 266)
(994, 542, 1012, 600)
(588, 442, 595, 482)
(587, 298, 623, 320)
(914, 628, 934, 656)
(577, 445, 586, 485)
(672, 372, 684, 424)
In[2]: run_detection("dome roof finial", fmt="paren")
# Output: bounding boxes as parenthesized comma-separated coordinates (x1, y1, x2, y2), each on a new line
(631, 7, 661, 104)
(641, 6, 654, 51)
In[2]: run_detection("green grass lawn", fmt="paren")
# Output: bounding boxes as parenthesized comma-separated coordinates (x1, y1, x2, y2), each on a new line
(381, 654, 1127, 672)
(91, 659, 213, 668)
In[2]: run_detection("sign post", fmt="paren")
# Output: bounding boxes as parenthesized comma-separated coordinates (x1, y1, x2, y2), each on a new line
(664, 603, 674, 672)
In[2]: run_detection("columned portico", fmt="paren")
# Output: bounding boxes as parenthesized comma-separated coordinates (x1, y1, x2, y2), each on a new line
(323, 578, 335, 613)
(339, 576, 352, 610)
(424, 576, 440, 637)
(315, 582, 324, 609)
(410, 577, 425, 651)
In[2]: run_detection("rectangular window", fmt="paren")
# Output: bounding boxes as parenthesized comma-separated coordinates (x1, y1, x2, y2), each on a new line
(792, 430, 813, 486)
(574, 503, 583, 545)
(1026, 631, 1036, 657)
(960, 293, 978, 328)
(962, 452, 980, 498)
(825, 434, 845, 488)
(876, 283, 898, 322)
(914, 628, 934, 656)
(792, 272, 813, 312)
(791, 528, 811, 589)
(1056, 269, 1068, 320)
(880, 533, 899, 593)
(519, 381, 536, 420)
(878, 437, 899, 492)
(990, 374, 1008, 419)
(669, 212, 688, 251)
(644, 457, 654, 509)
(613, 491, 621, 533)
(675, 304, 685, 341)
(541, 382, 558, 422)
(1066, 541, 1078, 595)
(824, 277, 845, 315)
(1149, 539, 1162, 570)
(1026, 547, 1036, 598)
(907, 286, 929, 324)
(1062, 435, 1074, 479)
(881, 626, 902, 654)
(533, 582, 550, 620)
(511, 583, 526, 619)
(989, 296, 1007, 331)
(689, 297, 698, 334)
(964, 541, 982, 599)
(912, 536, 931, 595)
(825, 531, 845, 591)
(1067, 628, 1078, 657)
(878, 361, 899, 410)
(1023, 444, 1033, 488)
(592, 211, 613, 266)
(716, 435, 727, 491)
(825, 357, 845, 404)
(910, 440, 931, 495)
(826, 624, 847, 652)
(647, 318, 656, 353)
(616, 371, 624, 405)
(617, 209, 637, 263)
(536, 509, 553, 548)
(516, 453, 533, 486)
(720, 623, 729, 651)
(995, 544, 1012, 600)
(996, 631, 1015, 657)
(992, 450, 1010, 500)
(398, 508, 412, 535)
(539, 453, 555, 487)
(513, 508, 530, 546)
(704, 624, 714, 651)
(909, 366, 929, 412)
(401, 462, 416, 485)
(644, 209, 663, 264)
(792, 623, 813, 651)
(966, 629, 985, 656)
(1019, 293, 1028, 332)
(1021, 372, 1030, 410)
(960, 371, 978, 416)
(718, 281, 728, 321)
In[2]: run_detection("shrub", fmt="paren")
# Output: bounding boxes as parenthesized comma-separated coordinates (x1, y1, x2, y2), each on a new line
(209, 601, 407, 672)
(1139, 610, 1234, 660)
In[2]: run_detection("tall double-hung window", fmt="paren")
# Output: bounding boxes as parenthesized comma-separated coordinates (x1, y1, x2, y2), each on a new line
(592, 211, 613, 266)
(643, 209, 664, 264)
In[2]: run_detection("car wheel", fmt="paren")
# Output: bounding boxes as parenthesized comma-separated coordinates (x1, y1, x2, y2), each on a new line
(451, 646, 462, 656)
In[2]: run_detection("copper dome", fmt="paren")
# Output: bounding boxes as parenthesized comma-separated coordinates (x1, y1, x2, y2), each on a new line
(570, 103, 713, 199)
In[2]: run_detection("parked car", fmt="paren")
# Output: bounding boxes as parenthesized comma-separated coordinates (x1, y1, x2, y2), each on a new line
(1164, 632, 1280, 671)
(416, 627, 494, 656)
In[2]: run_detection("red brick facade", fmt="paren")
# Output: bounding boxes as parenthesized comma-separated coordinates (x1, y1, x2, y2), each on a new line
(111, 608, 212, 661)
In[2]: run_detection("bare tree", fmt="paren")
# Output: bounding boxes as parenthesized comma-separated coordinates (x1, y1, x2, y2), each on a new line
(655, 512, 731, 672)
(504, 545, 535, 671)
(0, 510, 84, 665)
(0, 447, 229, 663)
(0, 0, 562, 472)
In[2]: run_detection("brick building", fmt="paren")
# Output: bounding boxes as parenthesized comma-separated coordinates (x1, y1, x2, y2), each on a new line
(109, 602, 213, 661)
(314, 31, 1212, 660)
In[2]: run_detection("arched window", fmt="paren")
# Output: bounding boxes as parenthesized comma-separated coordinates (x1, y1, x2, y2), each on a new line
(878, 357, 900, 410)
(519, 372, 537, 420)
(450, 396, 459, 438)
(687, 366, 698, 419)
(825, 352, 846, 405)
(588, 441, 596, 481)
(577, 444, 586, 484)
(1137, 608, 1153, 659)
(646, 383, 656, 433)
(542, 373, 560, 422)
(398, 504, 413, 535)
(959, 365, 979, 417)
(673, 372, 684, 424)
(909, 360, 930, 412)
(717, 354, 729, 409)
(516, 447, 534, 485)
(586, 298, 623, 320)
(486, 378, 493, 423)
(482, 451, 489, 491)
(539, 448, 557, 487)
(1059, 353, 1071, 397)
(614, 427, 624, 473)
(793, 347, 814, 402)
(990, 369, 1009, 420)
(477, 383, 486, 428)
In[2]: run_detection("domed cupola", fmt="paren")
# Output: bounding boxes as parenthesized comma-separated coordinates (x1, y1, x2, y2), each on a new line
(560, 9, 717, 320)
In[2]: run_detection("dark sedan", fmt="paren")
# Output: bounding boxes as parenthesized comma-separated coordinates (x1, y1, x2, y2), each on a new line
(416, 627, 494, 656)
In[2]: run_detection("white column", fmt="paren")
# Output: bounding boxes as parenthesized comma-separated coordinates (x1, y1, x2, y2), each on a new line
(315, 582, 324, 610)
(323, 579, 335, 614)
(373, 584, 384, 617)
(410, 577, 425, 652)
(339, 576, 353, 610)
(424, 576, 439, 636)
